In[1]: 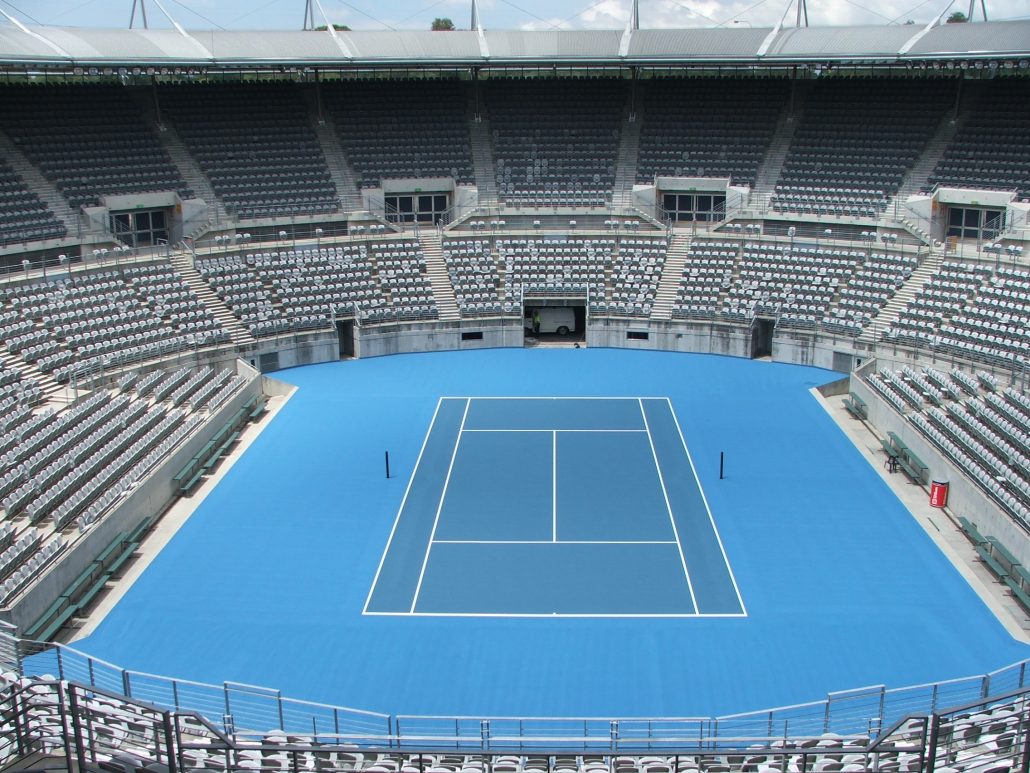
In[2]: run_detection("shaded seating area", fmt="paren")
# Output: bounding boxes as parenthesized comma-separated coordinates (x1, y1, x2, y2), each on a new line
(487, 78, 622, 208)
(0, 161, 66, 246)
(637, 78, 787, 186)
(323, 80, 474, 188)
(772, 78, 952, 218)
(0, 84, 190, 209)
(926, 78, 1030, 198)
(158, 83, 338, 219)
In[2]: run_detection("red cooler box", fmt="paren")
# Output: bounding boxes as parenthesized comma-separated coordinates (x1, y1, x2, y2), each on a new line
(929, 479, 949, 508)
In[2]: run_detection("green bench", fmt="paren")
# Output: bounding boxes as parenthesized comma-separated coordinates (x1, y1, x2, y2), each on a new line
(127, 516, 153, 544)
(842, 393, 868, 420)
(958, 517, 988, 546)
(106, 542, 139, 577)
(988, 538, 1022, 573)
(898, 450, 929, 485)
(1005, 577, 1030, 612)
(77, 572, 111, 609)
(23, 596, 72, 640)
(977, 544, 1010, 580)
(887, 432, 907, 453)
(881, 438, 900, 458)
(32, 604, 79, 644)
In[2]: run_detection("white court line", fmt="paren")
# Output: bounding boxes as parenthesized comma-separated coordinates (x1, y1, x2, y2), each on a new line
(409, 397, 471, 614)
(449, 396, 666, 400)
(365, 611, 748, 619)
(639, 398, 700, 614)
(461, 429, 648, 433)
(431, 539, 681, 545)
(362, 397, 445, 615)
(664, 397, 748, 617)
(552, 430, 558, 542)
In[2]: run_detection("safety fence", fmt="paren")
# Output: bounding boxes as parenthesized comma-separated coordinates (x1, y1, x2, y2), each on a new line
(6, 630, 1030, 752)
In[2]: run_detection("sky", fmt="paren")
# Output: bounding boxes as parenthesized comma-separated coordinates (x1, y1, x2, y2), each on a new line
(1, 0, 1027, 33)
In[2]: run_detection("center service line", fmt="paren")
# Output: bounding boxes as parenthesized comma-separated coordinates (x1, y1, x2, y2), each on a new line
(552, 429, 558, 543)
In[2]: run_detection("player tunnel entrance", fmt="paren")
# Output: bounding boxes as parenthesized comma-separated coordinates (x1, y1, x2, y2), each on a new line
(523, 297, 586, 345)
(750, 317, 775, 359)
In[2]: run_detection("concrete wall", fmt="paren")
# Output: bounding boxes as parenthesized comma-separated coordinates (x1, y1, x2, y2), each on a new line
(850, 371, 1030, 567)
(3, 373, 263, 632)
(356, 318, 523, 358)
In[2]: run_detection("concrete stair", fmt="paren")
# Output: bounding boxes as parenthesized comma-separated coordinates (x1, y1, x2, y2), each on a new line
(884, 110, 964, 219)
(650, 231, 692, 320)
(0, 350, 64, 402)
(468, 98, 499, 208)
(751, 84, 807, 210)
(0, 129, 78, 237)
(417, 230, 461, 321)
(857, 250, 945, 344)
(169, 253, 257, 345)
(312, 116, 364, 212)
(613, 96, 642, 210)
(124, 86, 229, 234)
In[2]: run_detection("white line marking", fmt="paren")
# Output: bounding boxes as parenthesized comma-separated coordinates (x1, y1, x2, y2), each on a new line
(552, 430, 558, 543)
(409, 397, 471, 614)
(664, 397, 748, 617)
(461, 429, 648, 433)
(363, 397, 445, 615)
(448, 396, 666, 400)
(430, 540, 681, 545)
(365, 611, 748, 619)
(639, 398, 700, 614)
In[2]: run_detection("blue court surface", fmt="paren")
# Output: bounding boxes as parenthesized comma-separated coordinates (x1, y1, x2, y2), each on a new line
(366, 397, 743, 616)
(74, 349, 1030, 719)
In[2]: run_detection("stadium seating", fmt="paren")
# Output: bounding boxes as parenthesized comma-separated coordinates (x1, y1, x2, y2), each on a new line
(0, 263, 231, 383)
(871, 366, 1030, 527)
(0, 162, 66, 246)
(926, 78, 1030, 198)
(198, 240, 438, 331)
(772, 78, 953, 218)
(0, 85, 190, 209)
(322, 80, 474, 188)
(637, 78, 788, 186)
(157, 83, 338, 219)
(487, 78, 623, 208)
(886, 261, 1030, 366)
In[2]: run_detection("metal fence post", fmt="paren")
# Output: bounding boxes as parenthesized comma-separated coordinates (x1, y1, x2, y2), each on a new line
(924, 713, 942, 773)
(123, 670, 132, 698)
(162, 710, 179, 773)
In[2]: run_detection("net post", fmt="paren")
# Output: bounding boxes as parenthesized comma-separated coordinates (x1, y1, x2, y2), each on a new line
(385, 451, 391, 479)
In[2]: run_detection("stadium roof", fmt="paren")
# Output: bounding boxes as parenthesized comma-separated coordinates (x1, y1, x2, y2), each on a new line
(0, 19, 1028, 69)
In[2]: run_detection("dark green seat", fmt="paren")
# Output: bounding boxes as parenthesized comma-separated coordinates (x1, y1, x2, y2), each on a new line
(63, 563, 101, 603)
(977, 545, 1010, 580)
(958, 517, 988, 546)
(887, 432, 907, 453)
(181, 470, 205, 494)
(843, 393, 868, 420)
(96, 533, 128, 570)
(899, 451, 929, 485)
(77, 572, 111, 608)
(987, 537, 1021, 572)
(24, 596, 71, 640)
(107, 543, 139, 576)
(1004, 577, 1030, 612)
(881, 438, 900, 458)
(127, 517, 153, 544)
(35, 604, 78, 643)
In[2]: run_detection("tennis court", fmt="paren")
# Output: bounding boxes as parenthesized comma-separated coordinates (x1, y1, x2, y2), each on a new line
(71, 349, 1030, 719)
(366, 397, 743, 616)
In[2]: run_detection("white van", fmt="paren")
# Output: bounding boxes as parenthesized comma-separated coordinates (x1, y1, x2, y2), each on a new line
(524, 306, 576, 335)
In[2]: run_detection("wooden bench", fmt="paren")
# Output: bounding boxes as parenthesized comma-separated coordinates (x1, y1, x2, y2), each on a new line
(32, 603, 78, 644)
(23, 596, 72, 641)
(842, 393, 868, 420)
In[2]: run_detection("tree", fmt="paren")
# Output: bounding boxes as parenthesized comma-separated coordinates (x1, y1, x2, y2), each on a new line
(313, 23, 351, 30)
(431, 17, 456, 30)
(946, 11, 968, 22)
